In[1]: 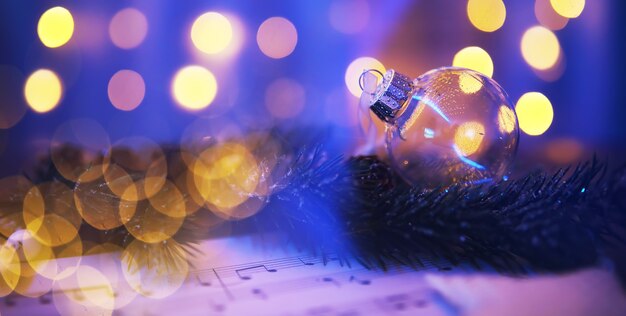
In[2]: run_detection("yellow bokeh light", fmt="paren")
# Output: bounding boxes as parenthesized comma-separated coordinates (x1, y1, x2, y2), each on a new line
(0, 242, 20, 296)
(344, 57, 385, 97)
(497, 105, 517, 134)
(121, 239, 188, 299)
(38, 6, 74, 48)
(171, 65, 217, 111)
(191, 12, 233, 55)
(550, 0, 585, 18)
(467, 0, 506, 32)
(193, 142, 260, 210)
(521, 26, 561, 70)
(454, 121, 486, 156)
(24, 69, 63, 113)
(453, 46, 494, 77)
(515, 92, 554, 136)
(458, 72, 484, 94)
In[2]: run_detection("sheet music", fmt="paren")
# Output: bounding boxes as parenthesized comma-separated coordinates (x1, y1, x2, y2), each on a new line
(0, 234, 456, 316)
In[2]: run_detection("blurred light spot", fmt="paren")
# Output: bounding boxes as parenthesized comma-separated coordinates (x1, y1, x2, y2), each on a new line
(192, 142, 260, 211)
(497, 105, 517, 134)
(550, 0, 585, 18)
(521, 26, 561, 70)
(265, 78, 306, 119)
(171, 65, 217, 111)
(75, 266, 115, 310)
(0, 241, 20, 295)
(453, 46, 494, 77)
(38, 7, 74, 48)
(24, 69, 62, 113)
(328, 0, 370, 34)
(515, 92, 554, 136)
(454, 121, 486, 156)
(147, 180, 186, 218)
(458, 72, 484, 94)
(74, 173, 124, 230)
(191, 12, 233, 55)
(52, 264, 114, 315)
(0, 65, 27, 129)
(257, 17, 298, 59)
(466, 0, 506, 32)
(109, 8, 148, 49)
(16, 230, 57, 279)
(119, 195, 184, 244)
(122, 239, 188, 299)
(108, 69, 145, 111)
(23, 182, 82, 247)
(535, 0, 569, 30)
(545, 138, 583, 164)
(103, 136, 167, 202)
(345, 57, 385, 97)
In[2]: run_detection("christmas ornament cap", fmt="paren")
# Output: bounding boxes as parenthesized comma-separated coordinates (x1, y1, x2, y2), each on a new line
(368, 69, 413, 122)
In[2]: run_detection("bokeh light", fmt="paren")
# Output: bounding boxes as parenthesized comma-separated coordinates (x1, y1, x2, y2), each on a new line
(38, 6, 74, 48)
(344, 57, 385, 97)
(0, 65, 27, 129)
(22, 182, 82, 247)
(74, 173, 125, 230)
(452, 46, 494, 77)
(265, 78, 306, 119)
(121, 239, 188, 299)
(550, 0, 585, 18)
(256, 17, 298, 59)
(515, 92, 554, 136)
(453, 47, 493, 94)
(535, 0, 569, 30)
(328, 0, 370, 34)
(191, 12, 233, 55)
(119, 194, 184, 244)
(109, 8, 148, 49)
(192, 142, 260, 211)
(171, 65, 217, 111)
(497, 105, 517, 134)
(454, 121, 486, 156)
(466, 0, 506, 32)
(521, 26, 561, 70)
(0, 241, 20, 296)
(103, 136, 167, 202)
(108, 69, 146, 111)
(24, 69, 63, 113)
(52, 264, 115, 316)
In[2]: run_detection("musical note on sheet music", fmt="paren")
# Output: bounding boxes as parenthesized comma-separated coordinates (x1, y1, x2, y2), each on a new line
(0, 235, 453, 316)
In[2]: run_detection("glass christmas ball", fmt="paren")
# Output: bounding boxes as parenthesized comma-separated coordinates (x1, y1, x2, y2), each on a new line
(367, 67, 519, 187)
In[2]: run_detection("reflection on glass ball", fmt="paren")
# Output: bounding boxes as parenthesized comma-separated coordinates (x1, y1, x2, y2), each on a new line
(385, 67, 519, 187)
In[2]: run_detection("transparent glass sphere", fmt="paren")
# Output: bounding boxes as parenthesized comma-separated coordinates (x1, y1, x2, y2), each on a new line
(382, 67, 519, 187)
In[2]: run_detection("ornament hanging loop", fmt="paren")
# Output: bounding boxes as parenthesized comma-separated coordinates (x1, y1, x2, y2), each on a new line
(358, 69, 384, 94)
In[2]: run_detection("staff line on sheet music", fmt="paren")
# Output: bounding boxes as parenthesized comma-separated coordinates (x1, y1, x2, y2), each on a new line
(221, 260, 442, 302)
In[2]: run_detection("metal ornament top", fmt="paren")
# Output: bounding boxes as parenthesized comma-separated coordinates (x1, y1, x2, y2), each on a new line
(368, 69, 413, 123)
